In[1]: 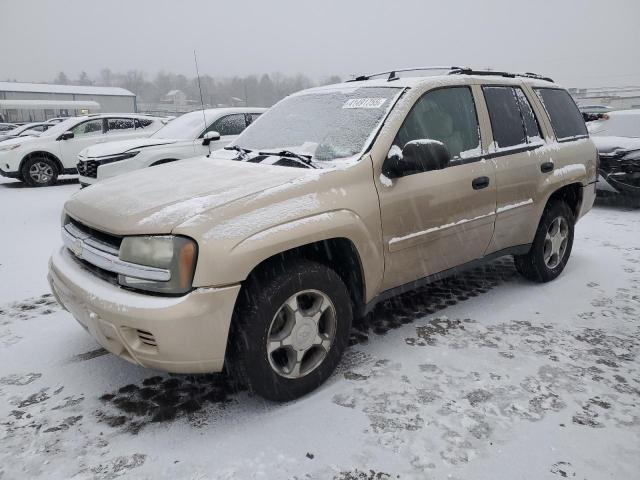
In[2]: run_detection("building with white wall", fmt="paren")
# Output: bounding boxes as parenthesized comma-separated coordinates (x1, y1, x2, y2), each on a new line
(0, 82, 136, 122)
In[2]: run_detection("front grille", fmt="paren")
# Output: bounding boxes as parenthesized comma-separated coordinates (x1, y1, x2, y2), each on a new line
(64, 217, 122, 284)
(68, 217, 122, 251)
(77, 159, 99, 178)
(69, 252, 119, 286)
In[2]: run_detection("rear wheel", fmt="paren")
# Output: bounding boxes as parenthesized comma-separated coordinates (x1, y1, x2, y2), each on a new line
(21, 156, 59, 187)
(514, 201, 574, 282)
(228, 259, 352, 401)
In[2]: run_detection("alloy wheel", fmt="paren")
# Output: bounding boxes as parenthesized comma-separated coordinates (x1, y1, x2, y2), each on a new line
(267, 289, 337, 379)
(29, 161, 54, 185)
(543, 216, 569, 269)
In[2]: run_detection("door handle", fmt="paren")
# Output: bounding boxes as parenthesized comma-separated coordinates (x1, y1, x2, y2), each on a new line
(472, 176, 490, 190)
(540, 161, 554, 173)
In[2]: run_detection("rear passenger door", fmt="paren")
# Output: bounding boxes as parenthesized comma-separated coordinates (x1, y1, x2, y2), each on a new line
(378, 86, 497, 291)
(481, 85, 550, 254)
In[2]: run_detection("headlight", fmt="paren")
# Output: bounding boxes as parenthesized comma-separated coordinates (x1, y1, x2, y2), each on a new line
(118, 235, 197, 294)
(0, 143, 21, 152)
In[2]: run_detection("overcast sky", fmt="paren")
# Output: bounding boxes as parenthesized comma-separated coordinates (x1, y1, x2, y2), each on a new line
(1, 0, 638, 87)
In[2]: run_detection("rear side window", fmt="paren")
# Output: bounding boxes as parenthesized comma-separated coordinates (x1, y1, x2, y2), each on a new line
(514, 89, 542, 142)
(534, 88, 588, 141)
(108, 118, 135, 131)
(394, 86, 481, 161)
(483, 86, 543, 149)
(483, 87, 525, 148)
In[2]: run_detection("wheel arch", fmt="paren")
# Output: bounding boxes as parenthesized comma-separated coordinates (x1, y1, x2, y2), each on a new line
(20, 150, 63, 174)
(545, 182, 583, 218)
(240, 236, 367, 317)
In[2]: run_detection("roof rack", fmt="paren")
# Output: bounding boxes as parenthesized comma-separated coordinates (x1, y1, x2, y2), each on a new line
(347, 66, 466, 82)
(449, 68, 554, 83)
(347, 66, 554, 83)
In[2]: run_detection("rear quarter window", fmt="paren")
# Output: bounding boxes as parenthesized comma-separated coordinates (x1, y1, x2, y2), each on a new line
(534, 88, 588, 141)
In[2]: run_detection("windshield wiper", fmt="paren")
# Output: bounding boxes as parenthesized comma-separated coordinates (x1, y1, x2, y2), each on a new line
(223, 145, 253, 160)
(258, 150, 317, 169)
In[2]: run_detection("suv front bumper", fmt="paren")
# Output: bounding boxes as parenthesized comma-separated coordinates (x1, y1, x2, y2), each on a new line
(0, 166, 20, 178)
(48, 246, 240, 373)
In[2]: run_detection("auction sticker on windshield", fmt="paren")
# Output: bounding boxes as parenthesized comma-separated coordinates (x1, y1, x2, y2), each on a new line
(342, 98, 387, 109)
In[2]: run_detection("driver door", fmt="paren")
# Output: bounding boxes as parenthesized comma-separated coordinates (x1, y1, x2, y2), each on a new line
(377, 86, 497, 291)
(58, 118, 107, 168)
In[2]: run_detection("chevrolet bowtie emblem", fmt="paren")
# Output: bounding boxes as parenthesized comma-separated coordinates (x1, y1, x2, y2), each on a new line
(70, 238, 83, 256)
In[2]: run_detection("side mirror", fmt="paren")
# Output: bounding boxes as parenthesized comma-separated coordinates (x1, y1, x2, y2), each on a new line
(202, 131, 221, 146)
(58, 131, 74, 141)
(382, 140, 450, 179)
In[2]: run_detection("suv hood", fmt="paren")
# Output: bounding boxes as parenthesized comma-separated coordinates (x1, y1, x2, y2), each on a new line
(81, 138, 180, 158)
(65, 156, 320, 235)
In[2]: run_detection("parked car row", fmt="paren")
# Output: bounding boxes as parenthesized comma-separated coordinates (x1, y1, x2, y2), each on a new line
(77, 108, 265, 186)
(48, 68, 597, 400)
(0, 114, 167, 186)
(0, 109, 266, 187)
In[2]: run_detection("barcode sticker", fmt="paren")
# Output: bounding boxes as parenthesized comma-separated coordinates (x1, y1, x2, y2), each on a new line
(342, 98, 387, 109)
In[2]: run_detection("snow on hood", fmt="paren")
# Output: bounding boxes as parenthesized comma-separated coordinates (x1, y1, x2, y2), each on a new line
(80, 138, 179, 158)
(64, 156, 320, 235)
(591, 135, 640, 155)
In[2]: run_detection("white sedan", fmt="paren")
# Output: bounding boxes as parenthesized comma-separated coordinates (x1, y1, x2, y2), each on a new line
(77, 108, 266, 186)
(0, 114, 166, 186)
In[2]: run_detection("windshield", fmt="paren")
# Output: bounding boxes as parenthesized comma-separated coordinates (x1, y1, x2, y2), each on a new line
(152, 110, 214, 140)
(233, 86, 402, 161)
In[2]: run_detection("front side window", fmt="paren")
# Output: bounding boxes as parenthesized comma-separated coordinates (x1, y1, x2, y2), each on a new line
(394, 86, 481, 161)
(248, 113, 262, 124)
(136, 118, 154, 128)
(108, 118, 135, 131)
(71, 119, 104, 137)
(210, 114, 247, 136)
(534, 88, 588, 141)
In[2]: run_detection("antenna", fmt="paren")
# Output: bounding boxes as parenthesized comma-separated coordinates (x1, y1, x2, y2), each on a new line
(193, 50, 210, 155)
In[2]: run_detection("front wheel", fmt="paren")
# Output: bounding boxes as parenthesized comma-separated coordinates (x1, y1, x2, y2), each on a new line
(514, 201, 575, 282)
(228, 259, 353, 401)
(21, 156, 59, 187)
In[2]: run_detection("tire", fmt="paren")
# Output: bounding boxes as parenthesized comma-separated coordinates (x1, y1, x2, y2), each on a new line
(21, 155, 59, 187)
(228, 259, 353, 401)
(514, 201, 575, 283)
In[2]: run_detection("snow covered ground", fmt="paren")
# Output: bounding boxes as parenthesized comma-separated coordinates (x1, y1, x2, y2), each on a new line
(0, 176, 638, 479)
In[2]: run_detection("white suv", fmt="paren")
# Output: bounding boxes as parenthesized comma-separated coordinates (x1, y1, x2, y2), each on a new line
(0, 114, 166, 186)
(77, 108, 266, 186)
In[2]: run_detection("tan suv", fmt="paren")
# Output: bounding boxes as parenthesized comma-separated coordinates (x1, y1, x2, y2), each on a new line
(48, 68, 597, 401)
